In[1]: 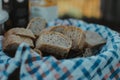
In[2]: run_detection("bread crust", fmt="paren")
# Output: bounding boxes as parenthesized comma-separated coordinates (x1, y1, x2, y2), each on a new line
(27, 17, 46, 36)
(3, 35, 34, 51)
(37, 44, 69, 58)
(30, 48, 42, 57)
(78, 30, 86, 49)
(63, 26, 86, 50)
(4, 28, 36, 39)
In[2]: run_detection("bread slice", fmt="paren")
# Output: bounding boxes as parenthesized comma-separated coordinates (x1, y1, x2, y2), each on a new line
(4, 28, 36, 39)
(27, 17, 47, 36)
(62, 26, 86, 50)
(85, 31, 106, 48)
(49, 26, 67, 34)
(38, 26, 54, 36)
(3, 35, 34, 51)
(39, 26, 66, 35)
(38, 26, 65, 38)
(36, 31, 72, 58)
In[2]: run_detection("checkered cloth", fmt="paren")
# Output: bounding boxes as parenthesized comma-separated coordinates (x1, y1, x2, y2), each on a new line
(0, 19, 120, 80)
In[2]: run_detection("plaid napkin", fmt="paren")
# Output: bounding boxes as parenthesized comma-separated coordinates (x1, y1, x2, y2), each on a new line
(0, 19, 120, 80)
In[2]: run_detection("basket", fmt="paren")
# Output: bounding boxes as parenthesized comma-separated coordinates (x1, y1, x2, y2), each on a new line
(0, 19, 120, 80)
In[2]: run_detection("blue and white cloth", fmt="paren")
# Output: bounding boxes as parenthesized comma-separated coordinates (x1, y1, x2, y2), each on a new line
(0, 19, 120, 80)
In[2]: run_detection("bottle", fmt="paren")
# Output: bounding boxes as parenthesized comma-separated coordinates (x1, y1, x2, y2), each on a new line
(2, 0, 29, 31)
(2, 0, 13, 30)
(0, 0, 8, 35)
(0, 10, 8, 35)
(13, 0, 29, 27)
(29, 0, 58, 22)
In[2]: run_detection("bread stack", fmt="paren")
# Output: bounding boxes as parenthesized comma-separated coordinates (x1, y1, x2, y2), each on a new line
(3, 28, 35, 57)
(49, 26, 86, 49)
(3, 18, 106, 59)
(35, 25, 87, 59)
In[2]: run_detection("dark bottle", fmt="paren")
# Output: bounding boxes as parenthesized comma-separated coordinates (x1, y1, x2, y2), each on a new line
(13, 0, 29, 27)
(2, 0, 14, 30)
(101, 0, 120, 23)
(2, 0, 29, 31)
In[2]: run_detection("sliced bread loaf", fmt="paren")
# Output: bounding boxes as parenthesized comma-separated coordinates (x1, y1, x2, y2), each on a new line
(3, 35, 34, 51)
(27, 17, 47, 36)
(63, 26, 86, 50)
(4, 28, 36, 39)
(36, 31, 72, 58)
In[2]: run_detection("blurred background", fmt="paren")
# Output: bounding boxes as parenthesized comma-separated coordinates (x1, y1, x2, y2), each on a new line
(58, 0, 101, 19)
(57, 0, 120, 32)
(1, 0, 120, 32)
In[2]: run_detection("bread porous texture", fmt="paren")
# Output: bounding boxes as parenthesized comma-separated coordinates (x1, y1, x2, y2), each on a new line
(27, 17, 46, 36)
(63, 26, 86, 50)
(36, 31, 72, 58)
